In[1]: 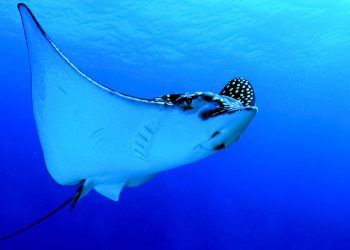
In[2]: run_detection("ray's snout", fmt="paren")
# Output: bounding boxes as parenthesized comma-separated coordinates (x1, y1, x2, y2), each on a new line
(208, 107, 257, 151)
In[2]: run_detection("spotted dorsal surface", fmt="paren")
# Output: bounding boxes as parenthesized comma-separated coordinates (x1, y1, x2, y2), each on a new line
(220, 77, 255, 107)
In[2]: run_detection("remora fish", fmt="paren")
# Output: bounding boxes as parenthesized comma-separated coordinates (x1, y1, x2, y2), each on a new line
(1, 3, 257, 240)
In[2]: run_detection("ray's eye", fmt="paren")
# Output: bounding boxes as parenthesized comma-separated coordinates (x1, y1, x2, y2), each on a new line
(180, 97, 194, 110)
(176, 98, 185, 104)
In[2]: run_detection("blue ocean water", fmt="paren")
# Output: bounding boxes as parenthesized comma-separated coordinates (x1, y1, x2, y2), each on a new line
(1, 0, 349, 249)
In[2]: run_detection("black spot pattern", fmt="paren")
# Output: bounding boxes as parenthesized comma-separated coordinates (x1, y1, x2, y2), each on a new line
(220, 77, 255, 106)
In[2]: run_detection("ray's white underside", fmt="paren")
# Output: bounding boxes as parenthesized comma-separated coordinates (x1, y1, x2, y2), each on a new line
(18, 4, 257, 201)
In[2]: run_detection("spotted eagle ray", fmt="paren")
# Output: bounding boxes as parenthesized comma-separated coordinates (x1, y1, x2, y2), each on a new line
(1, 3, 257, 240)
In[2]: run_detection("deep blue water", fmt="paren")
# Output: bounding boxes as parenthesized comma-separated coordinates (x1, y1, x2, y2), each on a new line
(1, 1, 350, 249)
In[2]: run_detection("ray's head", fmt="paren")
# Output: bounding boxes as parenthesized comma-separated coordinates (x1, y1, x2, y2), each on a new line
(159, 77, 257, 159)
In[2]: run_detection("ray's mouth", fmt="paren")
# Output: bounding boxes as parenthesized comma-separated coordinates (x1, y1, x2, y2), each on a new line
(194, 140, 228, 153)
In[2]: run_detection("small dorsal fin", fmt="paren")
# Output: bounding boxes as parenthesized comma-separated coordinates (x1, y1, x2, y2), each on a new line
(220, 77, 256, 106)
(126, 174, 157, 187)
(94, 183, 125, 201)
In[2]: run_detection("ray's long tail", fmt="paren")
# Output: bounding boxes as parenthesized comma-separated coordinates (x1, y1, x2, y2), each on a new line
(0, 180, 85, 241)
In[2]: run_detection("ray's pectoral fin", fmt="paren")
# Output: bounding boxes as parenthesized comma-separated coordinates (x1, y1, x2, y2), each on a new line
(94, 183, 125, 201)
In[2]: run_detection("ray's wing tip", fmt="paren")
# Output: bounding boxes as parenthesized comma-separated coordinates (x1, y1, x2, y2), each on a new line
(17, 2, 42, 33)
(17, 3, 41, 27)
(17, 3, 29, 11)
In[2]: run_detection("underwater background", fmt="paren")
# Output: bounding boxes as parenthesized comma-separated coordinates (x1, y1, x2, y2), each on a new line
(1, 0, 349, 249)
